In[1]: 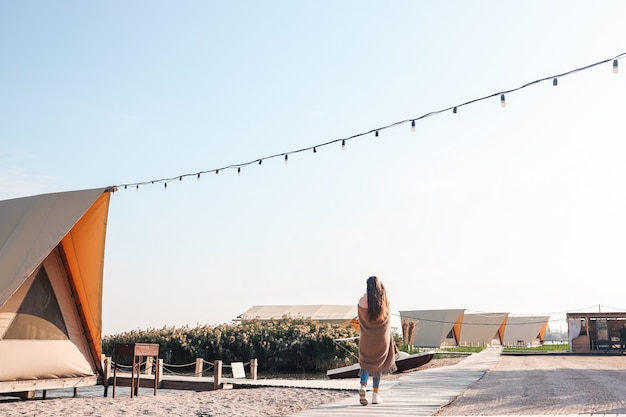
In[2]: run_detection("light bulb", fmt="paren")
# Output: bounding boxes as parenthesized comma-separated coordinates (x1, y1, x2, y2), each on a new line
(500, 94, 506, 107)
(341, 139, 346, 150)
(284, 154, 289, 164)
(237, 167, 241, 176)
(258, 159, 262, 165)
(553, 78, 558, 86)
(453, 107, 457, 114)
(375, 131, 379, 137)
(411, 120, 416, 132)
(313, 147, 317, 153)
(215, 169, 219, 174)
(136, 185, 139, 191)
(613, 59, 619, 74)
(164, 183, 167, 190)
(124, 185, 128, 190)
(197, 173, 201, 181)
(179, 176, 183, 181)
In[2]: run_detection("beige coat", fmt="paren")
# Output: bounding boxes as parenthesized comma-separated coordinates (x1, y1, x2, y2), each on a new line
(358, 304, 397, 374)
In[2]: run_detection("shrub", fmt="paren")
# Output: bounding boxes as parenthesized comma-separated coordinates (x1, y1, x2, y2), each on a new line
(102, 318, 360, 372)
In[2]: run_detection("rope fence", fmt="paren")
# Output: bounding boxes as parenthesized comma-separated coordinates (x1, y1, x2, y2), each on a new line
(104, 355, 259, 387)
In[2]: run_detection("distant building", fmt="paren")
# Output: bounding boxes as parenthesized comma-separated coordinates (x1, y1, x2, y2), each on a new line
(237, 305, 358, 328)
(567, 312, 626, 353)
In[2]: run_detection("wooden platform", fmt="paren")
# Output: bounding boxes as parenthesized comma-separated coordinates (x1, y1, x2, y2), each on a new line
(107, 374, 214, 392)
(107, 373, 363, 392)
(0, 376, 98, 397)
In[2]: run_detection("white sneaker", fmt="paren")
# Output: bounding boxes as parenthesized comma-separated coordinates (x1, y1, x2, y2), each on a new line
(359, 388, 368, 406)
(372, 392, 383, 404)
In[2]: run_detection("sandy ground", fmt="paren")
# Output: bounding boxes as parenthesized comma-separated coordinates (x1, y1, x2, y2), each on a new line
(0, 387, 351, 417)
(0, 358, 460, 417)
(435, 353, 626, 415)
(9, 354, 626, 416)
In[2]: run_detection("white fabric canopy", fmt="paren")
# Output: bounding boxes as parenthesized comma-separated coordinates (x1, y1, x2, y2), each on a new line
(0, 188, 106, 308)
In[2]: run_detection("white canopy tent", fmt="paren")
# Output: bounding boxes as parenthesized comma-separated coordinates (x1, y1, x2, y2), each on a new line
(502, 315, 549, 347)
(399, 309, 465, 348)
(458, 313, 509, 346)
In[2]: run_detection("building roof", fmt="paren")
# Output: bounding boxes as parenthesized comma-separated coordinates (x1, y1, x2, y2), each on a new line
(237, 304, 357, 323)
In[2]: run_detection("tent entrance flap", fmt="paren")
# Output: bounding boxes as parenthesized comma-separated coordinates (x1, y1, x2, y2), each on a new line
(4, 266, 69, 340)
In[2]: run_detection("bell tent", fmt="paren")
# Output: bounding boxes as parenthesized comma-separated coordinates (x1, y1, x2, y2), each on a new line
(0, 188, 113, 395)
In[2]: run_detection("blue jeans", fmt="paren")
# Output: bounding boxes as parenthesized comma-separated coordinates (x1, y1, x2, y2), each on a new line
(359, 369, 380, 389)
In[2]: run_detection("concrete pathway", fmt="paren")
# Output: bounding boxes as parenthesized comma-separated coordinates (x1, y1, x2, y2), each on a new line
(288, 347, 502, 416)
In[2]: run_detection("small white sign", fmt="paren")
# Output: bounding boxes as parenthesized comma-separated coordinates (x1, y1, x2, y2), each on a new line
(231, 362, 245, 379)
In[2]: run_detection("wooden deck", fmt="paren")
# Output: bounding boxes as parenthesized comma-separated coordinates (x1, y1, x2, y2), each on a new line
(107, 372, 365, 392)
(286, 347, 503, 416)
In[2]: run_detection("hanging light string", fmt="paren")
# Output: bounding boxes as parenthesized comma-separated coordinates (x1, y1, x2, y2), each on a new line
(116, 52, 625, 191)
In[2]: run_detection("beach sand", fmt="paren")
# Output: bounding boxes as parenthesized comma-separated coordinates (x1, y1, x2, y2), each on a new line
(0, 358, 462, 417)
(13, 354, 626, 417)
(0, 387, 352, 417)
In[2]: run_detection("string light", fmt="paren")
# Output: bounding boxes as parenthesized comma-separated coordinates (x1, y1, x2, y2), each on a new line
(114, 51, 626, 192)
(341, 139, 346, 150)
(284, 154, 288, 164)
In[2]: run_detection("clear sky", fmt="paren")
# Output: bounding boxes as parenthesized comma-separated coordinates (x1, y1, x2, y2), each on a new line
(2, 2, 626, 336)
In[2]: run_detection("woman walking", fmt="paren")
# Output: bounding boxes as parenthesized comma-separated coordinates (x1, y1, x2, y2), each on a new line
(357, 276, 397, 406)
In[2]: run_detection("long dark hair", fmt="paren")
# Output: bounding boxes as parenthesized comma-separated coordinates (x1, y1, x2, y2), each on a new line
(366, 276, 389, 322)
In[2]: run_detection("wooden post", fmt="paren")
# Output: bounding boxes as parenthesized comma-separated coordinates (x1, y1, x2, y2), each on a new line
(249, 358, 258, 380)
(103, 356, 112, 397)
(213, 360, 222, 390)
(157, 359, 163, 387)
(195, 358, 204, 377)
(145, 356, 153, 375)
(15, 391, 35, 400)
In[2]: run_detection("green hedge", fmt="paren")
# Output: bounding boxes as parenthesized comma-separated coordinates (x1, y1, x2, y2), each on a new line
(102, 318, 360, 372)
